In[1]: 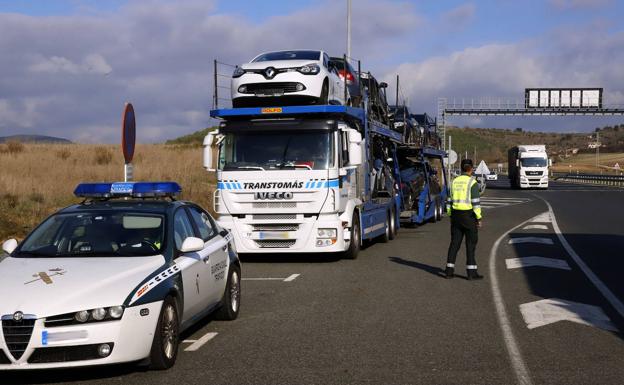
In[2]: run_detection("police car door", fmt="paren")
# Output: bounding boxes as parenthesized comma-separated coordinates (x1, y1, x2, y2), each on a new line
(187, 206, 229, 307)
(173, 208, 211, 322)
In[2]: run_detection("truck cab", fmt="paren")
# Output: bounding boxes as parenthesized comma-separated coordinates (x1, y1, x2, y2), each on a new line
(203, 107, 365, 254)
(508, 145, 550, 189)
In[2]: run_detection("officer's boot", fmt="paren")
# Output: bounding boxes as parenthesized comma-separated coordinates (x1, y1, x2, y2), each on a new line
(444, 266, 454, 279)
(467, 269, 484, 280)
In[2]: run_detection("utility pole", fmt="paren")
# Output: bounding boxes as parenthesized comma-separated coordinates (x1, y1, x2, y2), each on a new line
(395, 75, 399, 106)
(596, 130, 600, 168)
(346, 0, 352, 59)
(448, 135, 452, 184)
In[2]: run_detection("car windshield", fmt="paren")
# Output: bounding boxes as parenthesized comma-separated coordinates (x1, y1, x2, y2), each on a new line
(16, 212, 165, 258)
(521, 157, 548, 167)
(253, 51, 321, 62)
(219, 130, 334, 171)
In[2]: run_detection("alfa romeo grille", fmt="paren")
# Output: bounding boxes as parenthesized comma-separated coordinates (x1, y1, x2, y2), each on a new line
(0, 349, 11, 364)
(255, 240, 296, 248)
(2, 318, 36, 360)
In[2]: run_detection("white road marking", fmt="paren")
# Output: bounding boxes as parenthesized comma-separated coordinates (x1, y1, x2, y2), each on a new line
(541, 199, 624, 319)
(183, 332, 218, 352)
(480, 197, 532, 210)
(508, 237, 554, 245)
(242, 274, 301, 282)
(505, 257, 571, 270)
(519, 298, 618, 332)
(283, 273, 300, 282)
(489, 215, 536, 385)
(529, 212, 551, 223)
(522, 224, 548, 230)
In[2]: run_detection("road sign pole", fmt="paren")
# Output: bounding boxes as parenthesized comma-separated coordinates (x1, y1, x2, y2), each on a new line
(448, 135, 452, 185)
(124, 163, 134, 182)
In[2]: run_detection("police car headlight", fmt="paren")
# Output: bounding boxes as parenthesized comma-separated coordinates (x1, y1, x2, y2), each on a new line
(92, 308, 107, 321)
(109, 306, 124, 319)
(75, 310, 90, 323)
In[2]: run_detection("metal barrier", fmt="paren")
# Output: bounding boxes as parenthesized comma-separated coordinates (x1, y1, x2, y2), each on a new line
(555, 173, 624, 187)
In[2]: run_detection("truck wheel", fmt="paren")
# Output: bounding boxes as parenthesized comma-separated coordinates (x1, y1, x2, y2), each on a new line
(389, 206, 397, 240)
(380, 212, 391, 243)
(149, 296, 180, 370)
(215, 264, 241, 321)
(343, 214, 361, 260)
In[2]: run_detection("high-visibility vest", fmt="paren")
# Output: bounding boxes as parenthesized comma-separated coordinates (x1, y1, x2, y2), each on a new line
(447, 175, 482, 219)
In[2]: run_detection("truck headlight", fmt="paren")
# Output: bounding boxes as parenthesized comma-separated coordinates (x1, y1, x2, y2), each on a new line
(316, 228, 337, 247)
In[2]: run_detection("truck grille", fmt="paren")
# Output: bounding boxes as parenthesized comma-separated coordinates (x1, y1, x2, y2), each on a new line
(252, 202, 297, 209)
(255, 240, 296, 248)
(252, 224, 299, 231)
(2, 318, 35, 360)
(253, 214, 297, 220)
(243, 82, 301, 95)
(525, 171, 543, 176)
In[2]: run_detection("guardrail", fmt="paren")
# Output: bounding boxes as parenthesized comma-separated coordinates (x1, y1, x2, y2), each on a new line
(555, 173, 624, 187)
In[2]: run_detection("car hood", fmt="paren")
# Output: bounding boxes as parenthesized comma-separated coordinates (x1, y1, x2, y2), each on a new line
(241, 60, 319, 70)
(0, 255, 165, 317)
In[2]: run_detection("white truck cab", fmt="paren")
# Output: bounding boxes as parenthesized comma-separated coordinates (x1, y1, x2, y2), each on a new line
(508, 145, 551, 189)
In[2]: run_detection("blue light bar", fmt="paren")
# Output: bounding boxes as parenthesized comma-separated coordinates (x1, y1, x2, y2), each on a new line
(74, 182, 182, 198)
(210, 105, 365, 121)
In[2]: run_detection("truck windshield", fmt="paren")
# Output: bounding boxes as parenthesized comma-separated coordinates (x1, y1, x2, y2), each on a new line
(521, 157, 548, 167)
(219, 131, 334, 171)
(16, 212, 165, 258)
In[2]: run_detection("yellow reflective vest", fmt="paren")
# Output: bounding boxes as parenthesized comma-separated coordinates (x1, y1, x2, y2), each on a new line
(446, 174, 482, 220)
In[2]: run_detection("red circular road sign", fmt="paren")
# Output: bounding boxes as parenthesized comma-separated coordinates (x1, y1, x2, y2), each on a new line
(121, 103, 136, 164)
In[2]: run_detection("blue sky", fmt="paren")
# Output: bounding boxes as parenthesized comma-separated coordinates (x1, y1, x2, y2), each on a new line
(0, 0, 623, 142)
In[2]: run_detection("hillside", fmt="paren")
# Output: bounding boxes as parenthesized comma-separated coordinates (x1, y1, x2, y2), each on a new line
(166, 127, 215, 145)
(0, 134, 72, 144)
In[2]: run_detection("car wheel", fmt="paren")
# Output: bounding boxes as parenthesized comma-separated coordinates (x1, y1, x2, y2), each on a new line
(215, 264, 241, 321)
(318, 80, 329, 105)
(343, 213, 360, 260)
(149, 296, 180, 370)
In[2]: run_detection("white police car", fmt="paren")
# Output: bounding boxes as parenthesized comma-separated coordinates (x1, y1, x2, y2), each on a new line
(0, 182, 240, 370)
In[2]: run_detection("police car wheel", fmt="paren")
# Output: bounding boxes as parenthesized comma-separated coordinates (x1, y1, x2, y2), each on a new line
(149, 296, 180, 370)
(215, 265, 241, 321)
(343, 213, 360, 260)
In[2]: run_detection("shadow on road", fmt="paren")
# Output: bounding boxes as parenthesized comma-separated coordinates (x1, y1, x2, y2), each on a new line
(388, 256, 470, 280)
(240, 252, 341, 263)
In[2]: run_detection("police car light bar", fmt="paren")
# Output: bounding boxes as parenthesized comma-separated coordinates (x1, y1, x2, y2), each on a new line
(74, 182, 182, 199)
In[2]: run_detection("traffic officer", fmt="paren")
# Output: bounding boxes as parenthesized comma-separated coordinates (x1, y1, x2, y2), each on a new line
(444, 159, 483, 280)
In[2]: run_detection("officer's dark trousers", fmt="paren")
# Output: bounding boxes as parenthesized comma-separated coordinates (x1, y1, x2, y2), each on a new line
(447, 209, 478, 267)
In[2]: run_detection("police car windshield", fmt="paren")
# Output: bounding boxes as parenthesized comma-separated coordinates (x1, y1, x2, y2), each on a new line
(219, 130, 334, 171)
(16, 212, 165, 258)
(521, 157, 547, 167)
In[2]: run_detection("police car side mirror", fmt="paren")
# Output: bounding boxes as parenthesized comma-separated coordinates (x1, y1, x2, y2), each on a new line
(180, 237, 205, 253)
(2, 239, 18, 254)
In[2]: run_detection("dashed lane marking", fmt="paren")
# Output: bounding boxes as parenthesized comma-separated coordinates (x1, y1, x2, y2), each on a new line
(505, 257, 571, 270)
(508, 237, 554, 245)
(522, 224, 548, 230)
(183, 332, 218, 352)
(519, 298, 618, 332)
(242, 274, 301, 282)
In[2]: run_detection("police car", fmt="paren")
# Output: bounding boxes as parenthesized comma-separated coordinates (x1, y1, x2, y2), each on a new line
(0, 182, 240, 370)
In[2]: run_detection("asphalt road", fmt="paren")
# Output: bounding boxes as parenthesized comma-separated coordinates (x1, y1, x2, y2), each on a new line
(5, 177, 624, 385)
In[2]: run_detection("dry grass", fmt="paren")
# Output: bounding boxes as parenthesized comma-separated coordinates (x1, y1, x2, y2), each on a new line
(0, 143, 215, 240)
(551, 152, 624, 173)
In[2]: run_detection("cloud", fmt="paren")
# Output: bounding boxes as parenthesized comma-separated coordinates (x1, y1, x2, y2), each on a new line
(385, 25, 624, 131)
(549, 0, 613, 10)
(441, 3, 476, 30)
(0, 0, 421, 142)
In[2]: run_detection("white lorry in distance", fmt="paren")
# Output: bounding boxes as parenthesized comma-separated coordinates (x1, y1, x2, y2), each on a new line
(508, 145, 551, 189)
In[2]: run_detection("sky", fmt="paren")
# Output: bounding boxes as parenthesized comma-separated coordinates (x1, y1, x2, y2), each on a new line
(1, 0, 624, 143)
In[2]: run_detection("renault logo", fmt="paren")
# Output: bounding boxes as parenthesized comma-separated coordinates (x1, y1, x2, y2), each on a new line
(13, 311, 23, 322)
(264, 67, 276, 79)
